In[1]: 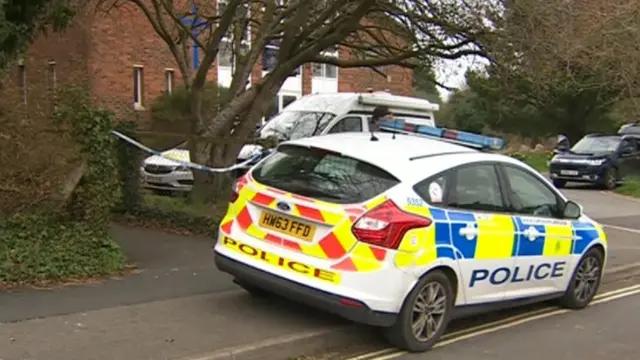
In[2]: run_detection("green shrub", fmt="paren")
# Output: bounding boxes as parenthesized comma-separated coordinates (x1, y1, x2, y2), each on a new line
(148, 82, 229, 150)
(0, 86, 126, 285)
(0, 212, 125, 283)
(114, 121, 143, 211)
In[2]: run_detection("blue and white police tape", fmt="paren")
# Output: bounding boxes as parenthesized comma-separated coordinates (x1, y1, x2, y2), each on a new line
(111, 130, 263, 173)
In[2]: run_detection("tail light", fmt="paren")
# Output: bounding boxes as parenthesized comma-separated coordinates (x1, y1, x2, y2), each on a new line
(229, 187, 239, 203)
(351, 199, 432, 249)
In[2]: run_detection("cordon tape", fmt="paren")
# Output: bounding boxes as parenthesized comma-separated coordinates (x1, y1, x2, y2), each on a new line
(111, 130, 262, 173)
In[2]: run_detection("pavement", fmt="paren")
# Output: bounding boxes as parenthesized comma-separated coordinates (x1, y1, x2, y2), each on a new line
(0, 186, 639, 360)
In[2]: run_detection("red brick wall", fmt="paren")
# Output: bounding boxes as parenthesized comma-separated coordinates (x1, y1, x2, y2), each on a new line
(89, 3, 190, 121)
(16, 5, 414, 124)
(0, 17, 92, 118)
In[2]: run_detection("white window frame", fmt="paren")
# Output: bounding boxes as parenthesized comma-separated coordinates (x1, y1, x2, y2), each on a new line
(312, 47, 339, 79)
(18, 59, 26, 105)
(48, 61, 57, 93)
(217, 0, 252, 71)
(133, 65, 144, 110)
(164, 68, 174, 94)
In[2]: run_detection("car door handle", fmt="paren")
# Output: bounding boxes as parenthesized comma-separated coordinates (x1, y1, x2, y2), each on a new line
(459, 224, 478, 240)
(522, 226, 542, 241)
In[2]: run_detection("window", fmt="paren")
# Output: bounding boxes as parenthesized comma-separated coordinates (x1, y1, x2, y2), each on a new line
(48, 61, 57, 93)
(312, 46, 338, 79)
(571, 136, 621, 154)
(620, 139, 636, 154)
(252, 144, 399, 204)
(133, 65, 144, 109)
(282, 95, 297, 109)
(449, 164, 505, 212)
(502, 165, 560, 217)
(218, 0, 251, 70)
(18, 61, 26, 104)
(328, 116, 363, 133)
(312, 63, 337, 79)
(414, 174, 449, 205)
(165, 69, 174, 93)
(264, 94, 299, 122)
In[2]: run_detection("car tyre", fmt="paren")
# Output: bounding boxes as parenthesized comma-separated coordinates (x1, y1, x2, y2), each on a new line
(601, 168, 617, 190)
(383, 270, 454, 352)
(234, 279, 271, 298)
(558, 248, 604, 309)
(552, 179, 566, 188)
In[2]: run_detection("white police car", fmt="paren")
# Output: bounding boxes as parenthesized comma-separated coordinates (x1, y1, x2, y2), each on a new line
(213, 120, 607, 352)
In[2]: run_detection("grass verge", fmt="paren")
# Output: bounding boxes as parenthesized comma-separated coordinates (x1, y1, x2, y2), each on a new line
(616, 177, 640, 198)
(506, 152, 551, 173)
(113, 191, 224, 237)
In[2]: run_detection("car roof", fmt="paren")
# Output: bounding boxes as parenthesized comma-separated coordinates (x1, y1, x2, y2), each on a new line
(281, 132, 512, 179)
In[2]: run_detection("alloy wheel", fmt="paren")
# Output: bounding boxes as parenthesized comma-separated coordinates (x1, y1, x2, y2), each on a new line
(574, 256, 600, 302)
(411, 282, 447, 342)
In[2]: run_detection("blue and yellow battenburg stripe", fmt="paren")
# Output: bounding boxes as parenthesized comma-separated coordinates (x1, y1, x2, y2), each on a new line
(395, 204, 606, 268)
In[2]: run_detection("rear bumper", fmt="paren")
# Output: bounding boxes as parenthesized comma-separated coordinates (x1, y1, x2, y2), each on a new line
(214, 250, 397, 327)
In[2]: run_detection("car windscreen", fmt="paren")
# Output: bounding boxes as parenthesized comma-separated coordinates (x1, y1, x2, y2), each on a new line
(251, 145, 400, 204)
(571, 136, 621, 154)
(259, 111, 335, 141)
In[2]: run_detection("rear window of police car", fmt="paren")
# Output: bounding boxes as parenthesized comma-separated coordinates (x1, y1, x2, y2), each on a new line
(251, 144, 400, 204)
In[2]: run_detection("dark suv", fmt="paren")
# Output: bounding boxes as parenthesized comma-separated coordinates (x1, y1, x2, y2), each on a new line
(548, 133, 640, 189)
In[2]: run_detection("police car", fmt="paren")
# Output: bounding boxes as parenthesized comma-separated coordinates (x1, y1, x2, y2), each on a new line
(213, 120, 607, 352)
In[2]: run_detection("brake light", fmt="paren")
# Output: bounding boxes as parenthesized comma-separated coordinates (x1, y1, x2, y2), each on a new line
(230, 176, 246, 204)
(351, 200, 432, 249)
(230, 187, 239, 203)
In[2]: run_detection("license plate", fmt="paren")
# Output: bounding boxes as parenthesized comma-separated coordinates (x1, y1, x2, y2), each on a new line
(560, 170, 579, 176)
(259, 211, 316, 241)
(145, 175, 162, 182)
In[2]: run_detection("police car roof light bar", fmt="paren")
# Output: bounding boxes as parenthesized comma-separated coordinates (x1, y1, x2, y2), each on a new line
(378, 119, 506, 151)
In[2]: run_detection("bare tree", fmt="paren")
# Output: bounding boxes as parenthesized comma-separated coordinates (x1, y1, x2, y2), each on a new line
(99, 0, 491, 203)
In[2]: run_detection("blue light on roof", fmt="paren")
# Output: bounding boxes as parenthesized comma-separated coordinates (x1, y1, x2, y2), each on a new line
(379, 119, 505, 151)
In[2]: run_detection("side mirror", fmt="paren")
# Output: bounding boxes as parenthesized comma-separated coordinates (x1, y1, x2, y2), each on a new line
(556, 134, 570, 152)
(563, 200, 582, 219)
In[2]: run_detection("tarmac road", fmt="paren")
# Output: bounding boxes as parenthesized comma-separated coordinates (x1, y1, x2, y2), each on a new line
(364, 285, 640, 360)
(0, 187, 638, 360)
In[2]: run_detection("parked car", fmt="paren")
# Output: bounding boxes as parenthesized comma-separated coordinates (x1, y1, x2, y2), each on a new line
(548, 133, 640, 189)
(141, 91, 440, 193)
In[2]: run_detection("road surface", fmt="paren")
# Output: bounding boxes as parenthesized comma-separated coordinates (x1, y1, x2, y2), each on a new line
(369, 285, 640, 360)
(0, 186, 639, 360)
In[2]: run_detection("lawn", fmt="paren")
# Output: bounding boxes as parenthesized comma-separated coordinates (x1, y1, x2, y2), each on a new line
(506, 152, 551, 173)
(616, 177, 640, 198)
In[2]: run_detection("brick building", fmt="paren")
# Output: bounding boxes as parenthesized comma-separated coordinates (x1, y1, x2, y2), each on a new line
(7, 3, 413, 125)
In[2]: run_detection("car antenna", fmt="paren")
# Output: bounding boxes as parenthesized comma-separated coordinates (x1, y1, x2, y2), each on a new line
(370, 131, 379, 141)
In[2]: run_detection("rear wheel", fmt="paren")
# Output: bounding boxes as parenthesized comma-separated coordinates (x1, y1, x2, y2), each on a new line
(558, 248, 604, 309)
(383, 270, 454, 352)
(552, 179, 567, 188)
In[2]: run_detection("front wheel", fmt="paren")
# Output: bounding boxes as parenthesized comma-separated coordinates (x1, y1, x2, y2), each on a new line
(558, 248, 604, 309)
(553, 179, 567, 188)
(383, 270, 454, 352)
(601, 168, 617, 190)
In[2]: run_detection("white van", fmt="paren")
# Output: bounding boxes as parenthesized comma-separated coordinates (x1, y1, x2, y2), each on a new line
(140, 91, 439, 193)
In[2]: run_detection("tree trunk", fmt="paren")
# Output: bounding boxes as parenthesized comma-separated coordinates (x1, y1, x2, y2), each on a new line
(188, 140, 236, 205)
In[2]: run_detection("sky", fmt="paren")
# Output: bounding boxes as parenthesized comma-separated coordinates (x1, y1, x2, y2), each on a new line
(434, 55, 488, 102)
